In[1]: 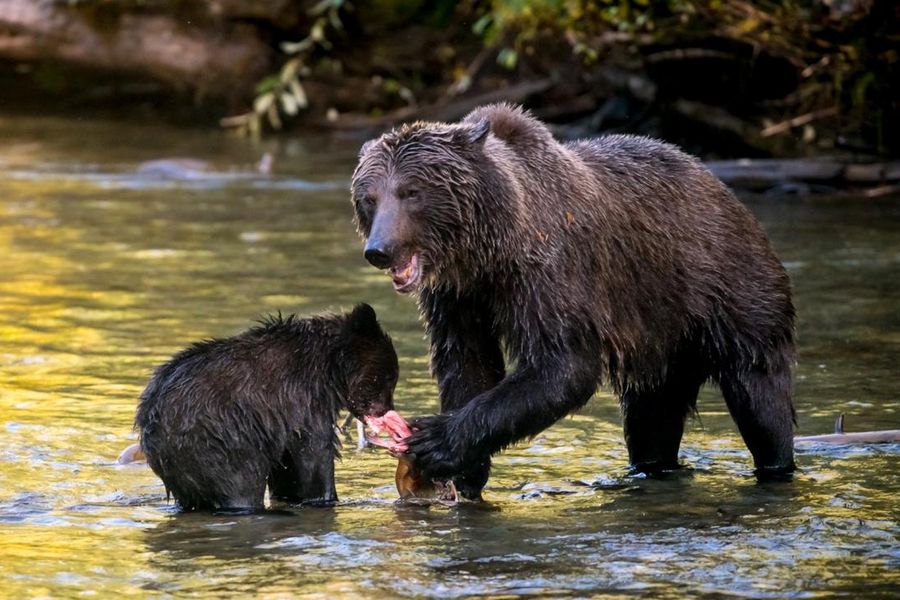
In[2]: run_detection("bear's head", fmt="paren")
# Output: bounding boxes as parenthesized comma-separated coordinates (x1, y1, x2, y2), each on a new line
(341, 303, 399, 419)
(351, 118, 491, 294)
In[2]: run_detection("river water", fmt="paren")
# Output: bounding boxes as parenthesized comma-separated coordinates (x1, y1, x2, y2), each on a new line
(0, 116, 897, 598)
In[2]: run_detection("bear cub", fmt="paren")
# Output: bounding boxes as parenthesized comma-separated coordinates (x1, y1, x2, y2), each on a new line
(135, 303, 398, 511)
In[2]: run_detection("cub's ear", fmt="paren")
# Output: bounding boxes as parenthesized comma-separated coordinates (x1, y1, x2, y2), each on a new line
(358, 138, 378, 159)
(346, 303, 380, 336)
(454, 118, 491, 146)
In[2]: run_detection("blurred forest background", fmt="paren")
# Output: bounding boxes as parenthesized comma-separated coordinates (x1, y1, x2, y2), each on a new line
(0, 0, 897, 159)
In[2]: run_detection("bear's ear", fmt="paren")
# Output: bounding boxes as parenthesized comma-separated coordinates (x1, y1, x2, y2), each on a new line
(358, 139, 378, 159)
(455, 118, 491, 146)
(346, 303, 380, 336)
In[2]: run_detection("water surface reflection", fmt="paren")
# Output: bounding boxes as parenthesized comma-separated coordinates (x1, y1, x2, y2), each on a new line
(0, 117, 897, 597)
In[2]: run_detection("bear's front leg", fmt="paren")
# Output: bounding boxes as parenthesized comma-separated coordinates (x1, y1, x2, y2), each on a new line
(405, 357, 598, 498)
(421, 286, 506, 412)
(420, 287, 506, 498)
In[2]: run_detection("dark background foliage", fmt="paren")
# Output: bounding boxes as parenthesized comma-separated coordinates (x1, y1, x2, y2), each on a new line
(1, 0, 896, 157)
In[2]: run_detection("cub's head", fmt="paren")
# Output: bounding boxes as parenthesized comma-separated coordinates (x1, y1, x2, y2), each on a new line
(350, 118, 491, 294)
(341, 303, 398, 419)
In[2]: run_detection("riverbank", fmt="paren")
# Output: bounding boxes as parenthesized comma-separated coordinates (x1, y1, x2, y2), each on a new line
(1, 0, 896, 161)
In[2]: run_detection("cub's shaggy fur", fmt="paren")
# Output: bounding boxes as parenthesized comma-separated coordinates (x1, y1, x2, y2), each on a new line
(136, 304, 398, 510)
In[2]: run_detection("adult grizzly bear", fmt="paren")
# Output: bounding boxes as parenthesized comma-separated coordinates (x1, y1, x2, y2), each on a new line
(351, 104, 795, 499)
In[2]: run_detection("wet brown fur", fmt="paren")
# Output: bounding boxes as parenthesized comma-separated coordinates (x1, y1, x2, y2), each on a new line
(352, 104, 796, 497)
(135, 304, 398, 511)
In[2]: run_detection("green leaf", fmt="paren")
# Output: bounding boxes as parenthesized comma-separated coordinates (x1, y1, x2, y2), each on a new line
(280, 92, 299, 116)
(281, 38, 313, 54)
(281, 58, 300, 83)
(253, 92, 275, 115)
(497, 47, 518, 70)
(329, 7, 344, 30)
(267, 104, 283, 130)
(255, 75, 280, 95)
(310, 20, 326, 42)
(289, 79, 309, 109)
(473, 14, 493, 35)
(309, 0, 342, 17)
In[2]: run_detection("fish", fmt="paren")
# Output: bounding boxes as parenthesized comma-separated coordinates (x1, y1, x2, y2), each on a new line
(365, 410, 458, 504)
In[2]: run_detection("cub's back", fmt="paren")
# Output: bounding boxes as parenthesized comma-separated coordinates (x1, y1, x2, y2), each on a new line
(135, 322, 322, 453)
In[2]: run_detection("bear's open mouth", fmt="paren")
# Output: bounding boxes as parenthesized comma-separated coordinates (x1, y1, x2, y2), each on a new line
(390, 253, 420, 293)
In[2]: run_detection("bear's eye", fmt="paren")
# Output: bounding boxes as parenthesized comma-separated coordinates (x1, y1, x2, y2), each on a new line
(398, 188, 418, 201)
(360, 194, 377, 208)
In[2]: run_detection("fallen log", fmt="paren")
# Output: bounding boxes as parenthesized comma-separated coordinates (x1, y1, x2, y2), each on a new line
(760, 107, 839, 138)
(794, 414, 900, 446)
(0, 0, 271, 104)
(328, 78, 554, 131)
(795, 430, 900, 445)
(707, 158, 900, 191)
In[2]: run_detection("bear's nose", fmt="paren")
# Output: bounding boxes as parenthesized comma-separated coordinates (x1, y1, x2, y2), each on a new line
(364, 246, 393, 269)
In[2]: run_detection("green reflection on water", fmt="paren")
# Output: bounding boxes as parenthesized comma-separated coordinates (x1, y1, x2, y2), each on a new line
(0, 117, 897, 598)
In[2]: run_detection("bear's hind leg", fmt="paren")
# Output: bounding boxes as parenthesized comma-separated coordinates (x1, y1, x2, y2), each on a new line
(622, 369, 705, 474)
(156, 459, 267, 511)
(268, 432, 337, 506)
(719, 352, 795, 479)
(215, 478, 268, 512)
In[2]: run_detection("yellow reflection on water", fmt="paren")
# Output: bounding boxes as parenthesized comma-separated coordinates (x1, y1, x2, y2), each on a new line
(0, 118, 897, 597)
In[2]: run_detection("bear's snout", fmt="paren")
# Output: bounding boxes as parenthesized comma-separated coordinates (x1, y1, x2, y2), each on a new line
(364, 244, 393, 269)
